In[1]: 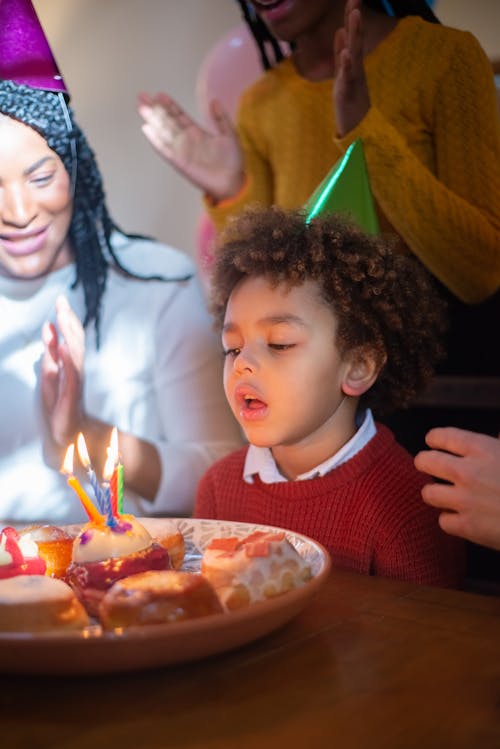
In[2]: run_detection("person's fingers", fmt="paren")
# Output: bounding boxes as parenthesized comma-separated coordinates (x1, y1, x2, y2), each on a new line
(333, 26, 347, 70)
(209, 99, 234, 137)
(41, 321, 58, 361)
(141, 123, 175, 159)
(55, 296, 85, 372)
(424, 427, 472, 456)
(344, 0, 358, 30)
(137, 91, 153, 108)
(152, 93, 198, 131)
(437, 510, 469, 541)
(425, 426, 499, 458)
(415, 448, 465, 484)
(348, 7, 363, 63)
(420, 480, 466, 511)
(40, 323, 60, 413)
(339, 47, 352, 83)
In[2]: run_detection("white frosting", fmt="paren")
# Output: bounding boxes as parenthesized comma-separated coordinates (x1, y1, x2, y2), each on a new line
(0, 574, 75, 604)
(72, 516, 152, 563)
(202, 533, 311, 607)
(0, 532, 38, 566)
(17, 536, 39, 559)
(0, 535, 12, 566)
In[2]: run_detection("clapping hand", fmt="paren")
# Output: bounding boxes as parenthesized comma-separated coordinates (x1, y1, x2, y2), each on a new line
(333, 0, 371, 137)
(40, 295, 85, 450)
(137, 92, 245, 201)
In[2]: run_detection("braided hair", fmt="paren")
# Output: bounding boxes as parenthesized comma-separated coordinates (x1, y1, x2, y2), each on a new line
(0, 79, 191, 345)
(236, 0, 439, 70)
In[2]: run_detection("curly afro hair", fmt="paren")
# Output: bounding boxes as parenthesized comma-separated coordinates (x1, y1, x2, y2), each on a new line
(210, 205, 447, 417)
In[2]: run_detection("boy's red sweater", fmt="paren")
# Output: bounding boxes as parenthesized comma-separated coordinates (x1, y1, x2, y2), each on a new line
(195, 425, 464, 588)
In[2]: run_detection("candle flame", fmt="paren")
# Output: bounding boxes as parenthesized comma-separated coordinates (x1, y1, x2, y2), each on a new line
(76, 432, 90, 469)
(61, 444, 75, 475)
(102, 450, 114, 482)
(110, 427, 119, 460)
(102, 427, 119, 481)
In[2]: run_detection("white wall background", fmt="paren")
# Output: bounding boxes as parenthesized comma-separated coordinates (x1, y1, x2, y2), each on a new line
(33, 0, 241, 258)
(32, 0, 500, 261)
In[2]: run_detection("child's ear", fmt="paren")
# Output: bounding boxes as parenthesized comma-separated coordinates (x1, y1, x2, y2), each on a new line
(341, 347, 384, 398)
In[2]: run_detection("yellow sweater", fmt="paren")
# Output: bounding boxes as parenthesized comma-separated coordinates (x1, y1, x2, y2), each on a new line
(207, 17, 500, 305)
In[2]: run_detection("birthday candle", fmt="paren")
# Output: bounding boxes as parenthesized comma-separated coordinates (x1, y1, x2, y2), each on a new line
(61, 445, 103, 524)
(116, 462, 124, 514)
(109, 467, 118, 517)
(102, 434, 118, 525)
(76, 433, 106, 514)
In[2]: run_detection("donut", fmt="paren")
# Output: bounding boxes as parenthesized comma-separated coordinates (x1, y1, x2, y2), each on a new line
(138, 518, 185, 569)
(65, 516, 171, 616)
(99, 570, 223, 629)
(0, 575, 89, 632)
(201, 530, 312, 610)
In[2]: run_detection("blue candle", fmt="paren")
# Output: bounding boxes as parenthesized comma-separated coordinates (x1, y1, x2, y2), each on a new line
(76, 433, 107, 514)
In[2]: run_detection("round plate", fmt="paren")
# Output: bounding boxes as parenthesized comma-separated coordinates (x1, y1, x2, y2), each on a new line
(0, 518, 331, 675)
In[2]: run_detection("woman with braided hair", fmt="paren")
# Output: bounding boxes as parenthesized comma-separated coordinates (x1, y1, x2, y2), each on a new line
(138, 0, 500, 456)
(0, 73, 242, 525)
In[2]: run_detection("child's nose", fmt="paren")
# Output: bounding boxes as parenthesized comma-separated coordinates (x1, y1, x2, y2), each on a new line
(234, 345, 259, 375)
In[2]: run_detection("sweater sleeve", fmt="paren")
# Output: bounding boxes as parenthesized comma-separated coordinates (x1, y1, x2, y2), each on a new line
(336, 33, 500, 304)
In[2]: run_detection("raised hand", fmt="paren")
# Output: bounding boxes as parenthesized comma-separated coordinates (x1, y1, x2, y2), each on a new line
(333, 0, 370, 137)
(40, 295, 85, 450)
(137, 92, 245, 201)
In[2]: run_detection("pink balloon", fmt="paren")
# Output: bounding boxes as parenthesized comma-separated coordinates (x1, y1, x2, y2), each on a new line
(195, 23, 265, 125)
(194, 24, 288, 280)
(195, 212, 217, 278)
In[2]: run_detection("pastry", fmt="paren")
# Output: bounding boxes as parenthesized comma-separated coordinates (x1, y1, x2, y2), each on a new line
(99, 570, 223, 629)
(138, 517, 185, 569)
(201, 530, 312, 610)
(0, 574, 89, 632)
(65, 515, 171, 616)
(0, 527, 46, 579)
(18, 524, 74, 579)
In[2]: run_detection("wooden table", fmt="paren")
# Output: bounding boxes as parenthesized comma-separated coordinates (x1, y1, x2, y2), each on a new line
(4, 569, 500, 749)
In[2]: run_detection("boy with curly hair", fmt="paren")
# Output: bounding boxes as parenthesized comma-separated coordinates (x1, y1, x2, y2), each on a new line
(195, 206, 464, 587)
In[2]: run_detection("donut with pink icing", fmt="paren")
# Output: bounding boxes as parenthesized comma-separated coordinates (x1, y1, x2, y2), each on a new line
(66, 516, 171, 616)
(201, 530, 312, 610)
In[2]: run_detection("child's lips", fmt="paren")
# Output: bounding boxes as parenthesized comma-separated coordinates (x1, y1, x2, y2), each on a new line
(234, 385, 269, 421)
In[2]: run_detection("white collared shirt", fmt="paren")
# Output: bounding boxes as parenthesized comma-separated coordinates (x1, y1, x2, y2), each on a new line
(243, 409, 377, 484)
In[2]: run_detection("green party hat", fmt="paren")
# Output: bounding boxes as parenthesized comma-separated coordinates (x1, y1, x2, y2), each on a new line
(304, 139, 379, 234)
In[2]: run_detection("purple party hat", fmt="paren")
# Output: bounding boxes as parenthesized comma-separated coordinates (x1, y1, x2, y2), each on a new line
(0, 0, 68, 94)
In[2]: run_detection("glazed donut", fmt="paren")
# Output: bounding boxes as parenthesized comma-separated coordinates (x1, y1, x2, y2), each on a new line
(0, 575, 89, 632)
(99, 570, 223, 629)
